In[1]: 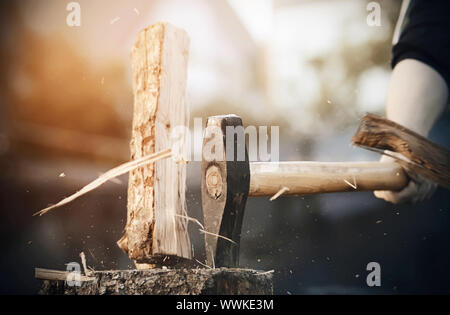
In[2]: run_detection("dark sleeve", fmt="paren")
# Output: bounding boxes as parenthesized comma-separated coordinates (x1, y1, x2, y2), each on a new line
(392, 0, 450, 90)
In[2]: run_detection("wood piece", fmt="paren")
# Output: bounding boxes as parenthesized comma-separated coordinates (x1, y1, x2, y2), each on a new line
(80, 252, 91, 276)
(269, 186, 289, 201)
(249, 161, 408, 196)
(38, 268, 273, 295)
(35, 268, 95, 282)
(117, 22, 191, 265)
(34, 148, 172, 216)
(352, 113, 450, 189)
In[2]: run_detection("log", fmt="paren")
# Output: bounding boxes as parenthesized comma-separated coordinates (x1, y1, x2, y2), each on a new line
(352, 113, 450, 189)
(117, 22, 191, 266)
(37, 268, 274, 295)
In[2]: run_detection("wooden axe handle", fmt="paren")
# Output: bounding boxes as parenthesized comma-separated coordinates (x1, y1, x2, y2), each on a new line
(249, 161, 408, 196)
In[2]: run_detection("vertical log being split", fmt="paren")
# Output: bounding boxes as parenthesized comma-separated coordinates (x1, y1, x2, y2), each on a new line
(117, 22, 191, 267)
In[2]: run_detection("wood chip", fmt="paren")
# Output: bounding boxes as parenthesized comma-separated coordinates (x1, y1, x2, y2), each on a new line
(34, 148, 172, 216)
(269, 186, 290, 201)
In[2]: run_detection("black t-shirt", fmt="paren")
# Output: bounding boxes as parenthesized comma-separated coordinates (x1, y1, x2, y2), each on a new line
(392, 0, 450, 90)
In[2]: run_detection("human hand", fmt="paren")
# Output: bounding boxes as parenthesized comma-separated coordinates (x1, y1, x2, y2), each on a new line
(374, 155, 437, 204)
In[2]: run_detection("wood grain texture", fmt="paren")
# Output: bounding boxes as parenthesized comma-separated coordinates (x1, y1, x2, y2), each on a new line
(249, 161, 408, 196)
(117, 22, 191, 265)
(352, 113, 450, 189)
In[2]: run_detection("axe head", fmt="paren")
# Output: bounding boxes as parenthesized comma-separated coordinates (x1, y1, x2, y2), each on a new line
(201, 114, 250, 267)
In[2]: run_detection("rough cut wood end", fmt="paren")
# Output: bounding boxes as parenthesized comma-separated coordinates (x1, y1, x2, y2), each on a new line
(352, 113, 450, 189)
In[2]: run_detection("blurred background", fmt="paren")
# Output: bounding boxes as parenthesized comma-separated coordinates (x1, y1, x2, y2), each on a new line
(0, 0, 449, 294)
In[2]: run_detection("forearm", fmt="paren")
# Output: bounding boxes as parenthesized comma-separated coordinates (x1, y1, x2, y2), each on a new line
(385, 59, 448, 137)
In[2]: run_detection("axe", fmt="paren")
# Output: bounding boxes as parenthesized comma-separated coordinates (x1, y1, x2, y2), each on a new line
(201, 114, 450, 268)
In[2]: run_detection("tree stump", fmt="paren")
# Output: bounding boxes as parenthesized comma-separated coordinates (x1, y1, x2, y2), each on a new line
(38, 268, 273, 295)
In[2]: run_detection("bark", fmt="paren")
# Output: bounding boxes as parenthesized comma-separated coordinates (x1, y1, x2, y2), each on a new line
(38, 268, 273, 295)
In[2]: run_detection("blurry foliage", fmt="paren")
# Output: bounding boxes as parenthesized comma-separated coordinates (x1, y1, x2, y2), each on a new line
(0, 0, 402, 144)
(308, 0, 401, 131)
(190, 1, 402, 138)
(0, 2, 132, 139)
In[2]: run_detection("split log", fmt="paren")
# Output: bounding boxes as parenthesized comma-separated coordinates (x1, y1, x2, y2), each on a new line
(352, 113, 450, 189)
(37, 268, 273, 295)
(117, 22, 191, 267)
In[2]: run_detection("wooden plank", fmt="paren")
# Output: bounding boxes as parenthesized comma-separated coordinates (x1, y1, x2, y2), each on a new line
(117, 22, 191, 265)
(352, 113, 450, 189)
(35, 268, 95, 282)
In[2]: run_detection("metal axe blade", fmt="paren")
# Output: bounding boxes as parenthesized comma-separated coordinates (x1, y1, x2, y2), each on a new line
(201, 115, 250, 268)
